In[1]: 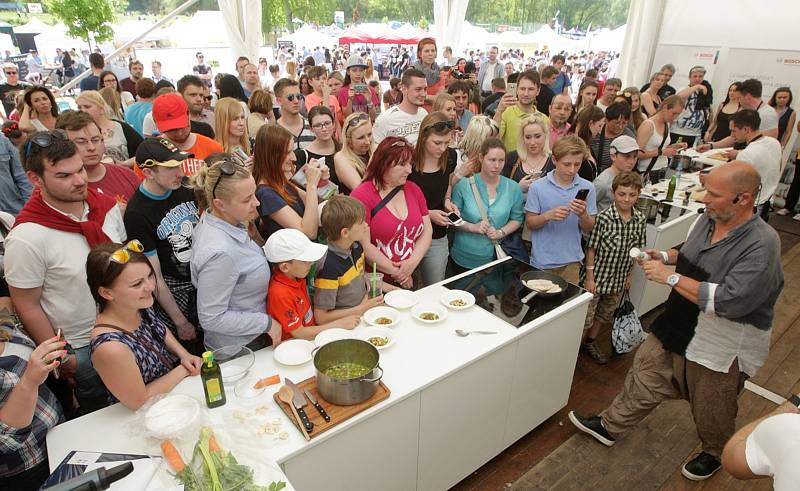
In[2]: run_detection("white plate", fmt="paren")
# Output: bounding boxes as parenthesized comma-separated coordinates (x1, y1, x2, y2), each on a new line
(273, 339, 315, 366)
(440, 290, 476, 310)
(358, 326, 396, 350)
(144, 394, 200, 439)
(314, 328, 355, 347)
(363, 306, 400, 327)
(384, 289, 419, 309)
(411, 303, 448, 324)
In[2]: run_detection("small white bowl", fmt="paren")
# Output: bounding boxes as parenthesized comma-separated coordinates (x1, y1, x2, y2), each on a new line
(411, 303, 449, 324)
(359, 326, 396, 350)
(273, 339, 314, 366)
(212, 345, 255, 382)
(314, 327, 355, 347)
(384, 289, 419, 309)
(233, 375, 268, 407)
(440, 290, 476, 311)
(363, 306, 400, 327)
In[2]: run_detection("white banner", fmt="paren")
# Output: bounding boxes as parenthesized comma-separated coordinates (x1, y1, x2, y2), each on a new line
(650, 44, 721, 85)
(721, 48, 800, 98)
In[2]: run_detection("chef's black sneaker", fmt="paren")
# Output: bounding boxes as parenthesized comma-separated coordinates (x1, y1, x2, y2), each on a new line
(681, 452, 721, 480)
(568, 411, 615, 447)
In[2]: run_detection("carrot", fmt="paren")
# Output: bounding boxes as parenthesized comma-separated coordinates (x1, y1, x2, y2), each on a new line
(254, 374, 281, 389)
(160, 440, 185, 473)
(208, 434, 222, 453)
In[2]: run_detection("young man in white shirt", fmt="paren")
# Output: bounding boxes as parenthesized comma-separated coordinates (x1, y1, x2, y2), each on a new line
(5, 131, 126, 414)
(372, 68, 428, 145)
(730, 109, 782, 220)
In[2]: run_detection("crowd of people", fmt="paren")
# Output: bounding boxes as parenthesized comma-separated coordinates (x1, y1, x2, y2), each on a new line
(0, 35, 796, 491)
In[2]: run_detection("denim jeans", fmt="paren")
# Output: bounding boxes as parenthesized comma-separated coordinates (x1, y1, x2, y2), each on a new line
(73, 345, 110, 413)
(418, 237, 450, 288)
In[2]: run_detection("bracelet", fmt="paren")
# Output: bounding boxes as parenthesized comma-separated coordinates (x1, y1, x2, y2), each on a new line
(500, 228, 506, 237)
(585, 266, 595, 270)
(660, 251, 669, 263)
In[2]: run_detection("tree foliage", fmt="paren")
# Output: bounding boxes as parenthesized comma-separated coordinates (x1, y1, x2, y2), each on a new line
(46, 0, 117, 44)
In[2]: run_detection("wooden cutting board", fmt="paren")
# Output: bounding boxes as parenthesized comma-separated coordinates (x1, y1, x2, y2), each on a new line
(273, 376, 390, 439)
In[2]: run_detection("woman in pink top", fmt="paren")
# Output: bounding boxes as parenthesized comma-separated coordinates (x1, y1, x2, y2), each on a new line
(351, 136, 433, 289)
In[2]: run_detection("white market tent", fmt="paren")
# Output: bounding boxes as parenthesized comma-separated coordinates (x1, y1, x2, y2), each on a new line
(114, 19, 172, 43)
(587, 24, 626, 52)
(278, 24, 337, 49)
(0, 33, 14, 53)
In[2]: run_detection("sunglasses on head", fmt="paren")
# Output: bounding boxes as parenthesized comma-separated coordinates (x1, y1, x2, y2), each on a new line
(24, 130, 68, 159)
(211, 161, 237, 199)
(108, 240, 145, 265)
(346, 113, 370, 131)
(424, 120, 455, 133)
(286, 93, 304, 102)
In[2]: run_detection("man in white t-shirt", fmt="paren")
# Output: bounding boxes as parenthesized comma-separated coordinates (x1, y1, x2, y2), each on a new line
(730, 109, 782, 220)
(372, 68, 428, 145)
(5, 131, 126, 414)
(721, 394, 800, 491)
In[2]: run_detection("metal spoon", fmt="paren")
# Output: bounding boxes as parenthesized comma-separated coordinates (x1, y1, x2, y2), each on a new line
(277, 385, 310, 441)
(455, 329, 497, 336)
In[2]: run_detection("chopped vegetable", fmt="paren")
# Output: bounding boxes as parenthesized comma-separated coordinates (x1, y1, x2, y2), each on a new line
(324, 362, 371, 379)
(375, 316, 393, 325)
(161, 440, 186, 473)
(254, 374, 281, 389)
(367, 336, 389, 347)
(419, 312, 439, 321)
(449, 299, 467, 307)
(208, 435, 222, 453)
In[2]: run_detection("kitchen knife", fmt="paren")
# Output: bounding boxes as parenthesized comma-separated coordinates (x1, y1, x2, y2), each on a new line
(285, 378, 314, 433)
(304, 389, 331, 422)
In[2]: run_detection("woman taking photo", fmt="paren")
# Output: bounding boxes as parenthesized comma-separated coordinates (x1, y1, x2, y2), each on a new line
(76, 90, 142, 167)
(247, 88, 275, 137)
(18, 86, 58, 133)
(191, 159, 283, 350)
(295, 106, 338, 173)
(636, 94, 687, 177)
(338, 55, 379, 121)
(98, 70, 134, 109)
(450, 137, 524, 274)
(705, 82, 741, 143)
(408, 112, 458, 286)
(352, 136, 432, 289)
(769, 86, 795, 148)
(214, 97, 251, 164)
(333, 112, 375, 194)
(86, 241, 202, 410)
(413, 37, 444, 109)
(641, 72, 666, 116)
(252, 124, 323, 240)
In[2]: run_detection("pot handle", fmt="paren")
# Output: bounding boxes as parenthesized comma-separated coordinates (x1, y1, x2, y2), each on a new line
(361, 364, 383, 383)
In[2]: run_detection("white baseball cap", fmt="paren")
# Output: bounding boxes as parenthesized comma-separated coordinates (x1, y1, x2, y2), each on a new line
(610, 135, 640, 154)
(263, 228, 328, 263)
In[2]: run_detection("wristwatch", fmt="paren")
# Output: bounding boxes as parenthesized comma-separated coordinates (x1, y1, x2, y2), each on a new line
(666, 273, 681, 287)
(789, 394, 800, 408)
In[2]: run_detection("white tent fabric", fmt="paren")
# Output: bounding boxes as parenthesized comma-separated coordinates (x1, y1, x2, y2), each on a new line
(0, 33, 14, 54)
(617, 0, 666, 88)
(113, 20, 171, 43)
(14, 18, 50, 34)
(165, 12, 231, 46)
(433, 0, 469, 51)
(587, 25, 626, 52)
(278, 24, 336, 48)
(217, 0, 262, 62)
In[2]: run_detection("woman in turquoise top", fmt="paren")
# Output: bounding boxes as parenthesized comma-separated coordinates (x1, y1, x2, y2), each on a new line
(450, 137, 524, 272)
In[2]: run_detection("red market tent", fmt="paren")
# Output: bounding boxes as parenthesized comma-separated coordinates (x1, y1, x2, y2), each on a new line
(338, 25, 422, 45)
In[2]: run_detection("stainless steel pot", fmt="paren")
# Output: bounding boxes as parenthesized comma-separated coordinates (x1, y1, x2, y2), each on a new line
(314, 339, 383, 406)
(636, 196, 660, 220)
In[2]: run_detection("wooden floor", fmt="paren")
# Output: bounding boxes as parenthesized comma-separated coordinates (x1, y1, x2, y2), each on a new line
(450, 214, 800, 491)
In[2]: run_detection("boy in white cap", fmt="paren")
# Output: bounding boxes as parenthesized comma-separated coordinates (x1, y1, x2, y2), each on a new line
(593, 135, 640, 212)
(265, 228, 360, 341)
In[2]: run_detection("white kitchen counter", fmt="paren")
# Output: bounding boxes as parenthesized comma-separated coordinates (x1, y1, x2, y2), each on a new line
(46, 257, 592, 491)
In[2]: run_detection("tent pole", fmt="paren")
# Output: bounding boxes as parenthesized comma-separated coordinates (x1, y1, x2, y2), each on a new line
(58, 0, 200, 93)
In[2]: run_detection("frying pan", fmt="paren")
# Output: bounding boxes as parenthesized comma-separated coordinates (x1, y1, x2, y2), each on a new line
(519, 270, 569, 303)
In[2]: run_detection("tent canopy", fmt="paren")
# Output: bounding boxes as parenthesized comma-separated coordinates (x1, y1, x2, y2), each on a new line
(338, 24, 423, 45)
(278, 24, 337, 48)
(14, 18, 50, 34)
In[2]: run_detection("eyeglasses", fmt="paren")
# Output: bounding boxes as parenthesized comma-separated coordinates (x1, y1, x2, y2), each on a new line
(24, 130, 68, 159)
(73, 136, 104, 146)
(109, 240, 145, 265)
(424, 120, 455, 133)
(286, 93, 304, 102)
(211, 161, 237, 199)
(312, 120, 333, 130)
(345, 113, 370, 132)
(4, 71, 17, 75)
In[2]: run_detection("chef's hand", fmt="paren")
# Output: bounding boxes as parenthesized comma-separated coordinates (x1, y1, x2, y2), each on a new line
(181, 355, 203, 376)
(24, 336, 66, 386)
(724, 149, 739, 159)
(696, 143, 712, 152)
(569, 199, 588, 216)
(428, 209, 451, 227)
(644, 249, 667, 264)
(641, 259, 671, 284)
(546, 206, 571, 222)
(268, 321, 283, 348)
(662, 146, 680, 158)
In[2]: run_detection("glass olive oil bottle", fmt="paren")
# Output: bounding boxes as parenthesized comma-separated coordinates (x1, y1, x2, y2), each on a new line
(200, 351, 226, 408)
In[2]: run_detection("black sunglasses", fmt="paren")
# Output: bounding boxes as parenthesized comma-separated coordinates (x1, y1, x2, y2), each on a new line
(345, 113, 370, 131)
(24, 130, 68, 159)
(425, 120, 455, 132)
(286, 93, 304, 102)
(211, 161, 237, 199)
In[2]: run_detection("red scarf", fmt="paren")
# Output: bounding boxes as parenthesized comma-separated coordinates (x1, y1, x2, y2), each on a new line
(14, 188, 117, 248)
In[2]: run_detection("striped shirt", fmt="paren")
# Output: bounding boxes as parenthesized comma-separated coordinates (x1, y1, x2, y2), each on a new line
(280, 116, 314, 151)
(314, 241, 367, 310)
(585, 203, 646, 294)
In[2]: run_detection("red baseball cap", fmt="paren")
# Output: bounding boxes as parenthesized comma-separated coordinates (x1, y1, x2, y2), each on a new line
(152, 93, 189, 133)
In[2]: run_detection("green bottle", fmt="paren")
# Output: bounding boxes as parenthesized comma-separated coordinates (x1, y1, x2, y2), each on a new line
(200, 351, 226, 408)
(666, 174, 677, 201)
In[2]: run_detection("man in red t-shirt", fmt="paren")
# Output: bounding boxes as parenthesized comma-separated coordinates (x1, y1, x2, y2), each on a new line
(134, 93, 223, 179)
(56, 111, 140, 212)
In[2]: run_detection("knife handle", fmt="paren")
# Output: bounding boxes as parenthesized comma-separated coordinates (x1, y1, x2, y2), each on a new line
(312, 401, 331, 422)
(297, 406, 314, 432)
